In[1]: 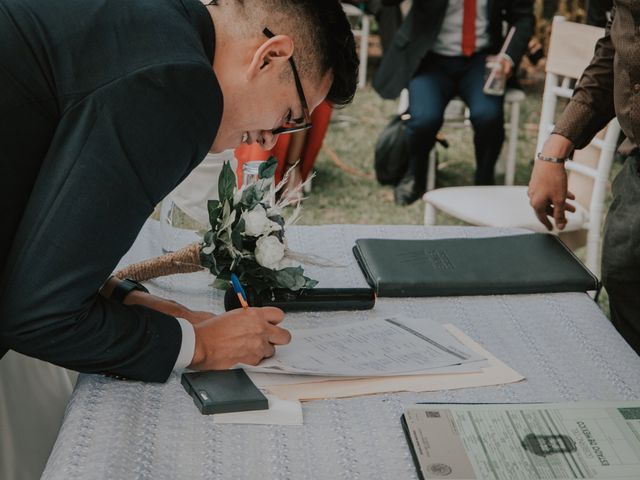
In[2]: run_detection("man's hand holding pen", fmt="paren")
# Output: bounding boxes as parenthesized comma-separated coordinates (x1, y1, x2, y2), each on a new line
(189, 306, 290, 370)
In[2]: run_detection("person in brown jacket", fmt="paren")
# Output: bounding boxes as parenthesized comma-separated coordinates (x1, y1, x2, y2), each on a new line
(528, 0, 639, 355)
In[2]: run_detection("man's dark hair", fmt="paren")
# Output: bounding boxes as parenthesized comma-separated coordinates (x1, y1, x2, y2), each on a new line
(295, 0, 359, 107)
(244, 0, 359, 107)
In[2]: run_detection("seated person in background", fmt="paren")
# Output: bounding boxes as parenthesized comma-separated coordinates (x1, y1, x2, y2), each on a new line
(236, 100, 333, 201)
(374, 0, 534, 205)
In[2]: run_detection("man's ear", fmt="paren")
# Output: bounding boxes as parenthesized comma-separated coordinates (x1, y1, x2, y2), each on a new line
(246, 35, 294, 80)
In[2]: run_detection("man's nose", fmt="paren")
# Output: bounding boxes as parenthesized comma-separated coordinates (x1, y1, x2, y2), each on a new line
(259, 131, 279, 151)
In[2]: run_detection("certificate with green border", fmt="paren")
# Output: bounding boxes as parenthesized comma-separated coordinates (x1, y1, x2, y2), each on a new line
(402, 401, 640, 479)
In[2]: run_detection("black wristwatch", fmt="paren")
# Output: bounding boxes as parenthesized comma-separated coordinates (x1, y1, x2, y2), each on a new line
(111, 278, 149, 303)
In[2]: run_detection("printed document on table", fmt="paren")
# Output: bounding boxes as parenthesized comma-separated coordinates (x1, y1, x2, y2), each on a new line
(247, 361, 489, 387)
(242, 316, 485, 377)
(403, 401, 640, 480)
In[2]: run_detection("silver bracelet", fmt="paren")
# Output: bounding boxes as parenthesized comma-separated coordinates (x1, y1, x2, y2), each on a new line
(536, 152, 567, 164)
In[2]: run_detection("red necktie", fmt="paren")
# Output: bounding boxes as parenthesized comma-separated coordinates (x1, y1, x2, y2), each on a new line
(462, 0, 477, 57)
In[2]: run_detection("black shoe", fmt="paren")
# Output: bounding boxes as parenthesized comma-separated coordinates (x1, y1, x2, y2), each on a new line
(394, 175, 425, 206)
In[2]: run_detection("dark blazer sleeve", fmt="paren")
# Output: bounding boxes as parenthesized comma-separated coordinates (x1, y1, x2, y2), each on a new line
(503, 0, 535, 67)
(0, 62, 221, 382)
(552, 8, 616, 149)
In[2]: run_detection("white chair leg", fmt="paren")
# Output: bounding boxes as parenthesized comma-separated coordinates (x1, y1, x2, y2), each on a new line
(426, 149, 437, 192)
(357, 14, 369, 88)
(424, 202, 437, 225)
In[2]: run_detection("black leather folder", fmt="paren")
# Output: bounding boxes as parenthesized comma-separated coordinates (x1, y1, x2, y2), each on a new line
(353, 233, 599, 297)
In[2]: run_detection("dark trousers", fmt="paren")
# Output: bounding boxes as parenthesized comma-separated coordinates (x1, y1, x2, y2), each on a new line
(405, 52, 505, 189)
(602, 155, 640, 355)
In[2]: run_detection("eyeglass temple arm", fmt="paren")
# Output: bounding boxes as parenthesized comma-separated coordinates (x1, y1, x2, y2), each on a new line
(262, 27, 309, 118)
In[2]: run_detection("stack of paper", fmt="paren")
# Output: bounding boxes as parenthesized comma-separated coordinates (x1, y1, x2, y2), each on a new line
(244, 316, 524, 401)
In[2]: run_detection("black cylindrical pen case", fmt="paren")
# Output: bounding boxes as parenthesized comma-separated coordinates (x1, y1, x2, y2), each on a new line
(224, 287, 375, 312)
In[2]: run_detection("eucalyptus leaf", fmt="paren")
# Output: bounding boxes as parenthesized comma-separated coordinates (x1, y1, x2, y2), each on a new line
(292, 273, 306, 291)
(218, 161, 236, 206)
(212, 277, 230, 290)
(304, 277, 319, 289)
(222, 200, 231, 222)
(207, 200, 222, 225)
(241, 186, 263, 211)
(231, 218, 245, 250)
(258, 156, 278, 179)
(267, 214, 285, 227)
(271, 267, 302, 289)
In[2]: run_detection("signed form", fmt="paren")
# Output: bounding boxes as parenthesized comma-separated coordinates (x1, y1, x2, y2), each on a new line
(403, 401, 640, 480)
(243, 316, 485, 376)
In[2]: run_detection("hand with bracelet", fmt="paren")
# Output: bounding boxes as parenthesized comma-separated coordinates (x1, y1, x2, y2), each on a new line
(527, 133, 577, 231)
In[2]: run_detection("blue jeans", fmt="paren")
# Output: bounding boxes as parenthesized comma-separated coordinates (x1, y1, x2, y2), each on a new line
(405, 52, 505, 188)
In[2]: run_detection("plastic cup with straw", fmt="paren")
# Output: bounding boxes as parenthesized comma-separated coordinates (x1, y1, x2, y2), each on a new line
(483, 26, 516, 96)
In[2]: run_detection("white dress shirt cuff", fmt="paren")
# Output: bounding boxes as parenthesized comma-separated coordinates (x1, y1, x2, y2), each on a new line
(173, 318, 196, 371)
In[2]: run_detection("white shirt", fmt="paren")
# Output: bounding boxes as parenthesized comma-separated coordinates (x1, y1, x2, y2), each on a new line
(431, 0, 490, 57)
(174, 318, 196, 370)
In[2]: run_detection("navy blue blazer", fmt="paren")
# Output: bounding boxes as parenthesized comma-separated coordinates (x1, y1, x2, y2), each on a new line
(0, 0, 222, 381)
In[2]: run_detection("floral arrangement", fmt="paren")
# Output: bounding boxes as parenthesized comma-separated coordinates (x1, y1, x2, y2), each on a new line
(114, 156, 318, 294)
(199, 156, 317, 293)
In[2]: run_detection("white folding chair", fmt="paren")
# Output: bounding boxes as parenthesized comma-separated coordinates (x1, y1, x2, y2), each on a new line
(423, 17, 618, 276)
(342, 3, 370, 89)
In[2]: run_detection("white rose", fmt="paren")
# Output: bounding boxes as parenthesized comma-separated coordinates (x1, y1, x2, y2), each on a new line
(242, 205, 281, 236)
(254, 235, 285, 269)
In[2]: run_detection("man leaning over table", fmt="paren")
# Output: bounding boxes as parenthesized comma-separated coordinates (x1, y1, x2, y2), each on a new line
(0, 0, 358, 477)
(528, 0, 639, 356)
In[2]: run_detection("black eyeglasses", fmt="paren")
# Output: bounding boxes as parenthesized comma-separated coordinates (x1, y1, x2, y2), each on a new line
(263, 28, 313, 135)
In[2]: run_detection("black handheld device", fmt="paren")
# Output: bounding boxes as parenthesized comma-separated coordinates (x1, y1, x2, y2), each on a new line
(181, 369, 268, 415)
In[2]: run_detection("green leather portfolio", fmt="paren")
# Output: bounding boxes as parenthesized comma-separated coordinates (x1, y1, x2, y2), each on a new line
(353, 233, 599, 297)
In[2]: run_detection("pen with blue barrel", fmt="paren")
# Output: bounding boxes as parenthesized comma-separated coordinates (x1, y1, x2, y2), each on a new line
(230, 273, 249, 309)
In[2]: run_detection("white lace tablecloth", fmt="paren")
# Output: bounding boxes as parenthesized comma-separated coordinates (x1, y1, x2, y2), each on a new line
(43, 222, 640, 480)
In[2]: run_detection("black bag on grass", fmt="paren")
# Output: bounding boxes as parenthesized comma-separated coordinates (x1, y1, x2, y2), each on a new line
(374, 114, 409, 186)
